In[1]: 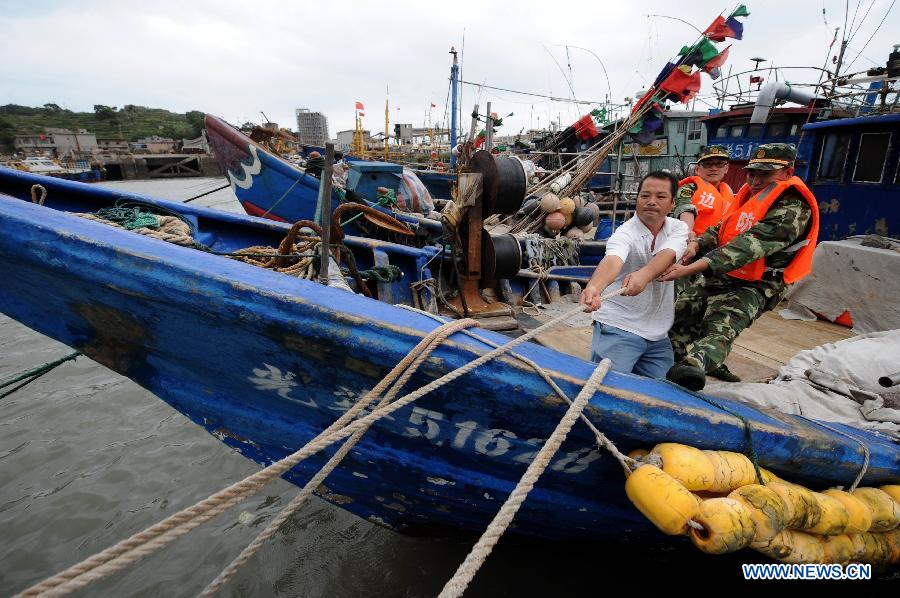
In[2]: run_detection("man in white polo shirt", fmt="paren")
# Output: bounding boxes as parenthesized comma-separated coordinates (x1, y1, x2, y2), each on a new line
(580, 171, 689, 377)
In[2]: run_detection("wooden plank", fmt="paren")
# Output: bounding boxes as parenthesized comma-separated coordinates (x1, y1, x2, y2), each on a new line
(534, 326, 592, 361)
(734, 312, 853, 366)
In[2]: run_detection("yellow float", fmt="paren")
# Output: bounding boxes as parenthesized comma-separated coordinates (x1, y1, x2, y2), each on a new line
(728, 485, 787, 545)
(625, 464, 699, 535)
(821, 489, 873, 534)
(852, 488, 900, 532)
(650, 443, 715, 491)
(703, 450, 758, 493)
(806, 492, 850, 535)
(689, 498, 756, 554)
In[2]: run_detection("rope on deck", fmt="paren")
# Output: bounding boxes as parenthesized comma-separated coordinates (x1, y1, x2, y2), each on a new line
(439, 359, 611, 598)
(20, 303, 609, 597)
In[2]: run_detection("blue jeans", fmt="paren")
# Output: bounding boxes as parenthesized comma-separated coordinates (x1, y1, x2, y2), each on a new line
(591, 322, 674, 378)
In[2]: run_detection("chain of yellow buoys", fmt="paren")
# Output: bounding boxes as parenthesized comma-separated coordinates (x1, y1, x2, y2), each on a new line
(624, 442, 900, 566)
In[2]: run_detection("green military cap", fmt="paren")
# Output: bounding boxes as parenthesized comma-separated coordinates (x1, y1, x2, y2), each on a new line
(697, 145, 731, 162)
(745, 143, 797, 171)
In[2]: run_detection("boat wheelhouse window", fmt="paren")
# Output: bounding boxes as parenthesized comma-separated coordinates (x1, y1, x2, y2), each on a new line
(790, 123, 801, 136)
(817, 132, 850, 182)
(746, 124, 763, 138)
(676, 120, 686, 134)
(767, 122, 787, 137)
(730, 125, 745, 137)
(852, 132, 891, 183)
(688, 120, 702, 141)
(715, 126, 727, 138)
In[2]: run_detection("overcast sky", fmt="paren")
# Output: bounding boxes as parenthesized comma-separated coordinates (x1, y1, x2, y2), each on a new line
(2, 0, 897, 138)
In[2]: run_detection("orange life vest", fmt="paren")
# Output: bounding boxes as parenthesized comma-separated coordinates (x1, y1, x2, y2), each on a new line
(718, 176, 819, 284)
(678, 176, 735, 236)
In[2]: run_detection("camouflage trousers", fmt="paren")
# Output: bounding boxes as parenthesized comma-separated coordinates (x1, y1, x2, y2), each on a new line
(669, 278, 767, 372)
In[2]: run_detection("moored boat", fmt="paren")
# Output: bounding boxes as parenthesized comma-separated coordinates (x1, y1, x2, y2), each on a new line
(0, 166, 896, 544)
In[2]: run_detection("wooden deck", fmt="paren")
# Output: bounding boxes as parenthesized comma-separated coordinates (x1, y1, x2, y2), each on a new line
(528, 308, 854, 383)
(726, 311, 853, 381)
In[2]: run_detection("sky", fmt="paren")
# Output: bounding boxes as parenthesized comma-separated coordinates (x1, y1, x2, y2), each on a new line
(1, 0, 897, 138)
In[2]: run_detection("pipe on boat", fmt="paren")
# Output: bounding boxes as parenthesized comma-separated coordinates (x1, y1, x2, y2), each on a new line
(749, 82, 821, 124)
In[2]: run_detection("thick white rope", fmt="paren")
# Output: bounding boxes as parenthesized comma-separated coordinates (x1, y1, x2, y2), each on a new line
(438, 359, 612, 598)
(200, 294, 633, 596)
(197, 320, 478, 597)
(21, 300, 609, 597)
(19, 319, 475, 597)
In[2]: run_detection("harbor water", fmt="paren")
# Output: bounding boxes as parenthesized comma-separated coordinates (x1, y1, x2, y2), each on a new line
(1, 178, 893, 595)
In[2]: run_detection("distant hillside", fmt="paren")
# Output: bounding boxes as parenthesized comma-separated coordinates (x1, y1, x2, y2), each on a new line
(0, 103, 205, 149)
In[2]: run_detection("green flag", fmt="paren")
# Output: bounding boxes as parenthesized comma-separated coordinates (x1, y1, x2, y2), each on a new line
(731, 4, 750, 17)
(680, 38, 720, 68)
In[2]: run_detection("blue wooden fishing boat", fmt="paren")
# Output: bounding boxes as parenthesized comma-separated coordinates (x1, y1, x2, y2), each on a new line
(205, 114, 331, 223)
(205, 114, 441, 228)
(0, 167, 897, 543)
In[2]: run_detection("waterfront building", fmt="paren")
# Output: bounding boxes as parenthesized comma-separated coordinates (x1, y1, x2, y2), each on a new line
(295, 108, 329, 146)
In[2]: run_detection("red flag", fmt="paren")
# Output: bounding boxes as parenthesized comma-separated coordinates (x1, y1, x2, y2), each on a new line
(703, 44, 731, 71)
(358, 111, 365, 117)
(660, 67, 702, 103)
(355, 101, 365, 110)
(431, 103, 437, 108)
(704, 16, 736, 42)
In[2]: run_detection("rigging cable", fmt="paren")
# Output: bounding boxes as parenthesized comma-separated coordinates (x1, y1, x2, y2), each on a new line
(843, 0, 896, 71)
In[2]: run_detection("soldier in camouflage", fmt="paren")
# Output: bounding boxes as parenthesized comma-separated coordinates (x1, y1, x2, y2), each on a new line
(672, 145, 738, 381)
(674, 144, 734, 238)
(658, 143, 820, 391)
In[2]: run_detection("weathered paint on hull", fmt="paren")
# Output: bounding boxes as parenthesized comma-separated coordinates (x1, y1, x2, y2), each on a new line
(0, 170, 897, 543)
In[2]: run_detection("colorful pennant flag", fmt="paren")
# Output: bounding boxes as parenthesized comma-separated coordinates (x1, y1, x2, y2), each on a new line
(725, 16, 744, 39)
(659, 67, 702, 103)
(679, 38, 720, 68)
(731, 4, 750, 17)
(355, 101, 365, 110)
(704, 16, 735, 42)
(703, 44, 731, 71)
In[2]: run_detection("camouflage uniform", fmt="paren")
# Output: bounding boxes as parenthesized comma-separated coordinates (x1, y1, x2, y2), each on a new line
(672, 183, 700, 297)
(672, 145, 732, 295)
(673, 182, 699, 220)
(669, 190, 812, 372)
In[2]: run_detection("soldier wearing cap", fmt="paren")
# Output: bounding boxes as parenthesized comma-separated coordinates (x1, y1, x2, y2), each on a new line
(675, 145, 735, 238)
(659, 143, 820, 391)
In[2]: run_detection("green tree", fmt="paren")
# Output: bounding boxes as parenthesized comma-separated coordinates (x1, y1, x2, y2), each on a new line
(93, 104, 117, 120)
(43, 103, 62, 113)
(0, 117, 16, 149)
(185, 110, 205, 138)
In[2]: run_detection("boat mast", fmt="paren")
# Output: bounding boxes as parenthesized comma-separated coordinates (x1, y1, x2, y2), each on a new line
(450, 46, 459, 168)
(384, 91, 390, 161)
